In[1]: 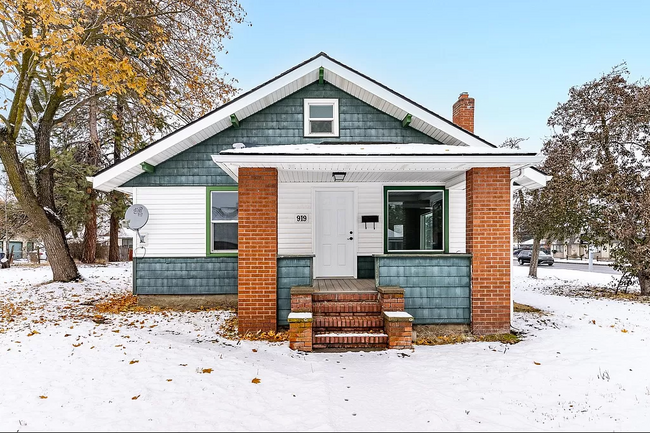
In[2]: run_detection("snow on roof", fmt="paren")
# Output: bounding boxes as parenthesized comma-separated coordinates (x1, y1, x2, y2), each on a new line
(220, 143, 537, 156)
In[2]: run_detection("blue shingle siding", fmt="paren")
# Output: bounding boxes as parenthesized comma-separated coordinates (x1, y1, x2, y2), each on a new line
(123, 82, 440, 187)
(376, 255, 471, 324)
(357, 256, 375, 279)
(134, 257, 238, 295)
(277, 257, 313, 326)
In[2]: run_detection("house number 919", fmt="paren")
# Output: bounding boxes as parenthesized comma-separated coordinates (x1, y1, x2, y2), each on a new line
(295, 214, 309, 223)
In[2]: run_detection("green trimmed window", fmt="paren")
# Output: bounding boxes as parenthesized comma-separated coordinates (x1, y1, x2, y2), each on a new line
(385, 187, 448, 253)
(207, 187, 238, 255)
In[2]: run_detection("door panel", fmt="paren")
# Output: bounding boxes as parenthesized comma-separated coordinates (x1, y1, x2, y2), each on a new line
(316, 191, 355, 277)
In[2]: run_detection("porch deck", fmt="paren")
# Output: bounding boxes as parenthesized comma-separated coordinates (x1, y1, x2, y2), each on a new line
(312, 278, 376, 292)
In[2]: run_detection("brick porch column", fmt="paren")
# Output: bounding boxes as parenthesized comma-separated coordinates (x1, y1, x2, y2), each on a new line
(466, 167, 511, 335)
(238, 167, 278, 334)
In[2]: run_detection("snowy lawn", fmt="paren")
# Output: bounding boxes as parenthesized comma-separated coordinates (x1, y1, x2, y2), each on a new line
(1, 262, 649, 431)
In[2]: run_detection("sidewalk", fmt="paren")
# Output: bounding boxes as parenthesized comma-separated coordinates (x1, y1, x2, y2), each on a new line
(553, 258, 614, 266)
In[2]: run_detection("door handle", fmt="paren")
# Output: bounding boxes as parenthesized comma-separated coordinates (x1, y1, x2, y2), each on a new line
(348, 237, 353, 240)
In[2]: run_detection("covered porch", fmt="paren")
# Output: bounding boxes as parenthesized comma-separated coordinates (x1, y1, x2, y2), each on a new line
(213, 143, 548, 340)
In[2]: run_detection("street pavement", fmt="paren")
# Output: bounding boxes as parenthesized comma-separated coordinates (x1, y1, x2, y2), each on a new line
(512, 258, 622, 275)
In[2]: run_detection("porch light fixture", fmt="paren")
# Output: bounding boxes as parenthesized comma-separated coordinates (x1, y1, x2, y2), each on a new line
(332, 172, 346, 182)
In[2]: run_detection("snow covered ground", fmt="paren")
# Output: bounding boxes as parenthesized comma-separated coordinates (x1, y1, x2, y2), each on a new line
(1, 262, 649, 431)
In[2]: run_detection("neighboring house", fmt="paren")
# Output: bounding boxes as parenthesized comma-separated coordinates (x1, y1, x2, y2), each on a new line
(550, 237, 618, 261)
(2, 236, 38, 261)
(91, 53, 547, 350)
(517, 237, 618, 261)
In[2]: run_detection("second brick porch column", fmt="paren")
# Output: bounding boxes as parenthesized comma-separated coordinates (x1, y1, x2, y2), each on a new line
(238, 167, 278, 334)
(466, 167, 511, 335)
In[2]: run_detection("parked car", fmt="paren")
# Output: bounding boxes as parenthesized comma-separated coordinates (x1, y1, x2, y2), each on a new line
(517, 249, 554, 266)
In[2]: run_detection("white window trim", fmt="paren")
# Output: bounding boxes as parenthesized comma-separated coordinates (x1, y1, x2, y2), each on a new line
(304, 98, 339, 137)
(210, 190, 238, 254)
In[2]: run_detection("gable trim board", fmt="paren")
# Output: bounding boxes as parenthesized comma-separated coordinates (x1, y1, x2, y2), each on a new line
(92, 52, 505, 193)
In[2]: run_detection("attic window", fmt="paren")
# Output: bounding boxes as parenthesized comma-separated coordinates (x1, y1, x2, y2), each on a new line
(304, 99, 339, 137)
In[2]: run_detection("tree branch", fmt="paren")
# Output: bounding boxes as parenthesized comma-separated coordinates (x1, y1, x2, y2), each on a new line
(53, 90, 108, 126)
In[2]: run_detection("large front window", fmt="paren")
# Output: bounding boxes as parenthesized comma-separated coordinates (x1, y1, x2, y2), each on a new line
(386, 188, 445, 252)
(210, 189, 238, 253)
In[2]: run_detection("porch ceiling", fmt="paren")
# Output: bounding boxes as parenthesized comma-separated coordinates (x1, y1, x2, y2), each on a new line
(277, 169, 464, 183)
(211, 143, 546, 188)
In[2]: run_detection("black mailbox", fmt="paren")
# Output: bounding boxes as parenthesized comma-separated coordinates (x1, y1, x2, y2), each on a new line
(361, 215, 379, 229)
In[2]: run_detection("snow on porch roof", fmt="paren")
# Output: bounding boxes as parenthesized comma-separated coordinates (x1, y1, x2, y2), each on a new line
(212, 143, 548, 188)
(91, 52, 502, 193)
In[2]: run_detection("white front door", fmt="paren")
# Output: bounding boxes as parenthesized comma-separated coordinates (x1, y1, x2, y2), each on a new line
(315, 190, 355, 277)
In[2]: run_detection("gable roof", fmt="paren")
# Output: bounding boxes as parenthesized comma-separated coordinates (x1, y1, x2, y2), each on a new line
(92, 52, 501, 192)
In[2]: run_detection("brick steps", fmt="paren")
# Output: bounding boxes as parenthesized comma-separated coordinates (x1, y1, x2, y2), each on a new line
(312, 301, 381, 314)
(313, 292, 378, 302)
(290, 285, 413, 351)
(311, 291, 386, 349)
(313, 332, 388, 349)
(313, 316, 384, 333)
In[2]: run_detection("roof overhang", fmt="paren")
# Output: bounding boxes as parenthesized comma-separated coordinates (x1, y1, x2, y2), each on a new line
(211, 144, 548, 189)
(92, 52, 502, 193)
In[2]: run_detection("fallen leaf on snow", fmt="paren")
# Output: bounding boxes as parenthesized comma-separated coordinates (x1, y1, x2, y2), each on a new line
(129, 360, 139, 364)
(621, 329, 628, 333)
(72, 343, 82, 347)
(252, 378, 261, 384)
(27, 330, 40, 337)
(533, 361, 541, 365)
(166, 379, 172, 382)
(201, 368, 213, 374)
(39, 396, 48, 399)
(131, 395, 140, 400)
(252, 349, 258, 353)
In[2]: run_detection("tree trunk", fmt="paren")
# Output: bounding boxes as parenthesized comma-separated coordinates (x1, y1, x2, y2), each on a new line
(81, 191, 98, 263)
(528, 238, 541, 278)
(0, 144, 80, 281)
(108, 95, 124, 262)
(82, 86, 101, 263)
(639, 271, 650, 296)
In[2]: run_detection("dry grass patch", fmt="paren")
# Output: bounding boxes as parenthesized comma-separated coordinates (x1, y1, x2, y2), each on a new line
(416, 332, 520, 346)
(217, 315, 288, 342)
(514, 302, 545, 314)
(94, 294, 163, 314)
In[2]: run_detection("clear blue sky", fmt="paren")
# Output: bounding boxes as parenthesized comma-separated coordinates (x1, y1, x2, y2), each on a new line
(218, 0, 650, 153)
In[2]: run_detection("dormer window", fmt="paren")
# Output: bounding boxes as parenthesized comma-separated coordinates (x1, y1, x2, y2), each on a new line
(304, 98, 339, 137)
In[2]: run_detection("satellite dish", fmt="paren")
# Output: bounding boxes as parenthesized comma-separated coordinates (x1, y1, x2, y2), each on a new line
(125, 204, 149, 245)
(125, 204, 149, 230)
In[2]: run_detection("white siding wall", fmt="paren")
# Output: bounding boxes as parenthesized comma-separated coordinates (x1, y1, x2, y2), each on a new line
(448, 189, 467, 253)
(132, 183, 466, 258)
(278, 182, 467, 255)
(133, 187, 206, 257)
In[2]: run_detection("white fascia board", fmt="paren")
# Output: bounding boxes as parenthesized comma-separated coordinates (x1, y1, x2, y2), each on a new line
(512, 166, 551, 190)
(93, 60, 324, 192)
(320, 57, 494, 148)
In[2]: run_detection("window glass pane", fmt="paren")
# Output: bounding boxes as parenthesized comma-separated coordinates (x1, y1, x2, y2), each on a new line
(388, 191, 443, 251)
(213, 222, 238, 250)
(309, 104, 333, 119)
(211, 191, 238, 221)
(310, 120, 333, 133)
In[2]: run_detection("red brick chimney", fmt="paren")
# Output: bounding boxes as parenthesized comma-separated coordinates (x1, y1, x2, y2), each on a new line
(452, 92, 475, 133)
